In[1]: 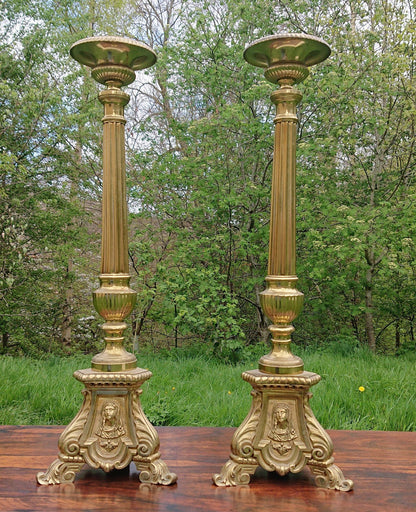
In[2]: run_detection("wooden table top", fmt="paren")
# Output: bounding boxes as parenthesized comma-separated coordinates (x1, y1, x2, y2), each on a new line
(0, 426, 414, 511)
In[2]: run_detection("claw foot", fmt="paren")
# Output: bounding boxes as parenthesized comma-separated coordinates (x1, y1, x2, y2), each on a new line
(135, 458, 177, 485)
(213, 459, 258, 486)
(36, 458, 84, 485)
(308, 462, 353, 491)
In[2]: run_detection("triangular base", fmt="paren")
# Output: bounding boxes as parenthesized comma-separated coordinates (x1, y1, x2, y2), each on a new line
(37, 368, 177, 486)
(213, 370, 353, 491)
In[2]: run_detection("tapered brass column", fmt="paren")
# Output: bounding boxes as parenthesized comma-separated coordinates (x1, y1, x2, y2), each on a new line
(214, 34, 353, 491)
(37, 37, 176, 486)
(86, 41, 140, 372)
(72, 36, 148, 373)
(258, 54, 305, 374)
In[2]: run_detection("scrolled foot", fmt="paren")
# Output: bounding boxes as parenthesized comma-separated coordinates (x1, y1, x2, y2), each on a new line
(36, 458, 84, 485)
(213, 459, 258, 486)
(135, 458, 177, 485)
(308, 462, 353, 491)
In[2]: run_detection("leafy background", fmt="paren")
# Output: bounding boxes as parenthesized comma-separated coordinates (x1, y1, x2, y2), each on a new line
(1, 0, 415, 360)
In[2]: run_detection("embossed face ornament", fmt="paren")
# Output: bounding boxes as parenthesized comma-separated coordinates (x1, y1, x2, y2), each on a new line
(103, 403, 117, 420)
(276, 406, 288, 423)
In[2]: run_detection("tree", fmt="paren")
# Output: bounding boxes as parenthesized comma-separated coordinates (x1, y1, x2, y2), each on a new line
(0, 1, 103, 353)
(125, 0, 286, 356)
(126, 0, 416, 354)
(288, 0, 416, 351)
(2, 0, 414, 356)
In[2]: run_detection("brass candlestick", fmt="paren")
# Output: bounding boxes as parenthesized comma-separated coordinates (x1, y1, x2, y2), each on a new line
(37, 37, 177, 486)
(213, 34, 353, 491)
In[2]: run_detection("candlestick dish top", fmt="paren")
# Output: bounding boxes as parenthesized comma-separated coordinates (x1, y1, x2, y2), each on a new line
(70, 36, 157, 86)
(243, 33, 330, 69)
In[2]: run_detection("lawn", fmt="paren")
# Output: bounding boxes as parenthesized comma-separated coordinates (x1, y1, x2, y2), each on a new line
(0, 346, 415, 431)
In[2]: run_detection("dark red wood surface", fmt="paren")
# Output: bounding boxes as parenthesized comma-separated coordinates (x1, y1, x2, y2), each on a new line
(0, 426, 414, 511)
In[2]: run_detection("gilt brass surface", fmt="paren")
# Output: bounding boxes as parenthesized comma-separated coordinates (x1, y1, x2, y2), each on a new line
(70, 37, 158, 372)
(69, 36, 157, 85)
(243, 34, 331, 76)
(37, 37, 176, 486)
(214, 34, 352, 491)
(213, 371, 353, 491)
(36, 368, 176, 485)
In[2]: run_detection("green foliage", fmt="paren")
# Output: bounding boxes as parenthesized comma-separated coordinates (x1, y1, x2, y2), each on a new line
(145, 393, 171, 426)
(128, 0, 277, 353)
(1, 0, 416, 357)
(127, 0, 416, 355)
(0, 0, 106, 355)
(290, 0, 416, 351)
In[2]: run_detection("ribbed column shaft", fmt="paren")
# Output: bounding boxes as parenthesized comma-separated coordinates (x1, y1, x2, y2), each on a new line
(268, 86, 302, 277)
(99, 87, 130, 275)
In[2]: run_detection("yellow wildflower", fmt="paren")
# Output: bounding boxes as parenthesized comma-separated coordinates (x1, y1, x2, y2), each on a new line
(359, 386, 365, 392)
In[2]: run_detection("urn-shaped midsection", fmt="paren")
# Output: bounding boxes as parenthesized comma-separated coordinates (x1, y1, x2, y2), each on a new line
(260, 276, 304, 325)
(93, 273, 137, 322)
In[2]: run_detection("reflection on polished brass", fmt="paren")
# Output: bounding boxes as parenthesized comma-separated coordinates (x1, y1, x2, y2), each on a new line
(259, 276, 304, 373)
(213, 34, 352, 491)
(37, 37, 176, 486)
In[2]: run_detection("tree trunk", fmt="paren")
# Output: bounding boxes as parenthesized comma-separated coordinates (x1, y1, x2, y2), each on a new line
(254, 283, 269, 343)
(395, 321, 400, 350)
(350, 315, 360, 342)
(174, 303, 178, 348)
(61, 259, 73, 348)
(364, 249, 379, 352)
(132, 294, 157, 350)
(1, 332, 9, 353)
(364, 270, 376, 352)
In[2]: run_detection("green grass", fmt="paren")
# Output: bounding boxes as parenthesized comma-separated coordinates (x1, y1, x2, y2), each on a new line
(0, 347, 415, 431)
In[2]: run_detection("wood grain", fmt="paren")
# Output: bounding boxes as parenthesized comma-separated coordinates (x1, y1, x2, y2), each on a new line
(0, 426, 414, 511)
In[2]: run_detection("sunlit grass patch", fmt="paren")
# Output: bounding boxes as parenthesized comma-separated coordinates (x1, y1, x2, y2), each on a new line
(1, 348, 415, 431)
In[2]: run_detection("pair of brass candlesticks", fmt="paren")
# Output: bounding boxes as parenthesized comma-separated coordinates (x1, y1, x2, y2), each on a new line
(36, 34, 352, 492)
